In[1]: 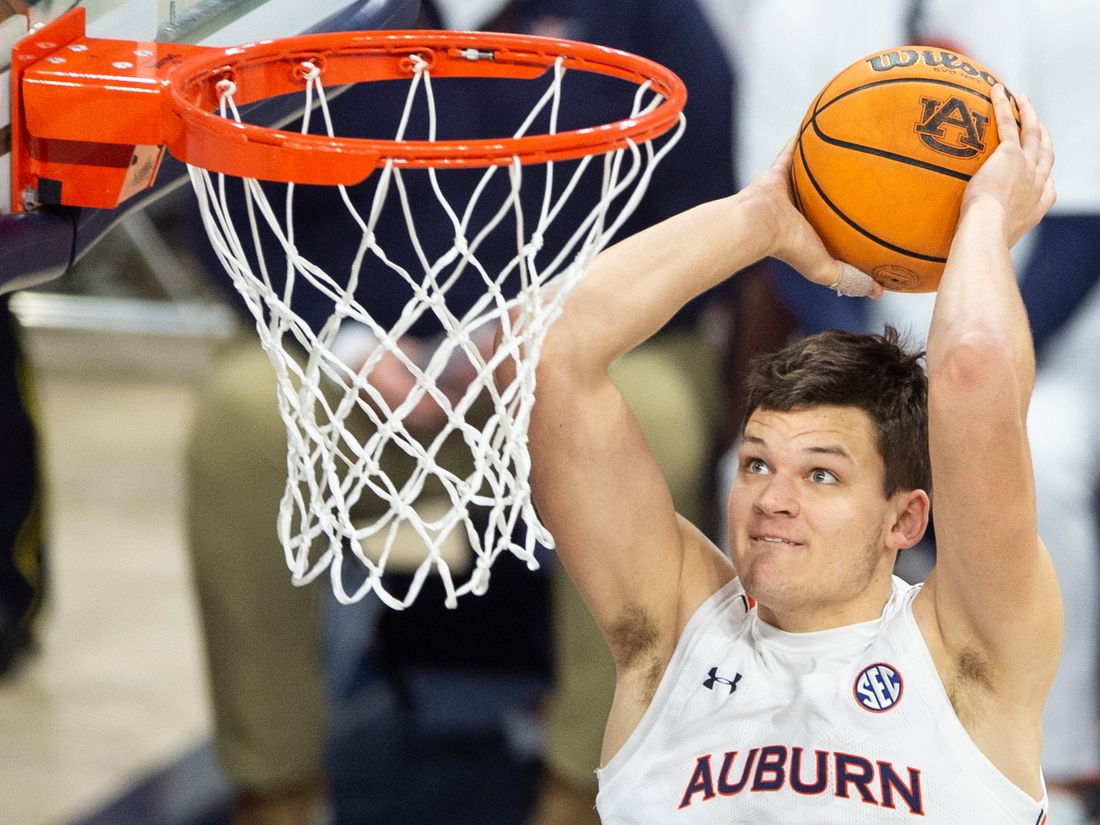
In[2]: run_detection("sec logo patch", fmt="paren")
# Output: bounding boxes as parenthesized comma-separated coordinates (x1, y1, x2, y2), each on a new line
(854, 663, 903, 712)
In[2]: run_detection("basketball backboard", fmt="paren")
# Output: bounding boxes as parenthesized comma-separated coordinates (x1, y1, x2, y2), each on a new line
(0, 0, 420, 293)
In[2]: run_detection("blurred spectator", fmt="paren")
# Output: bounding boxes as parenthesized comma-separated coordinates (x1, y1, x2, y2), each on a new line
(0, 295, 46, 678)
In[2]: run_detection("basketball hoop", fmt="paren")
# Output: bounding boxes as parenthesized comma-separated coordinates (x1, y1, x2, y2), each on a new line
(12, 11, 687, 607)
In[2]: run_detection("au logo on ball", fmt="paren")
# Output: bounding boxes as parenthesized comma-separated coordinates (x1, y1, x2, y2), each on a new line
(854, 662, 904, 712)
(915, 97, 990, 158)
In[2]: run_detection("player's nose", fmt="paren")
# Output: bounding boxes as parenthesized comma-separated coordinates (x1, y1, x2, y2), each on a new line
(753, 473, 800, 518)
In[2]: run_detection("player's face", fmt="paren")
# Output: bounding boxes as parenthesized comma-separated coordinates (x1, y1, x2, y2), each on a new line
(727, 405, 900, 630)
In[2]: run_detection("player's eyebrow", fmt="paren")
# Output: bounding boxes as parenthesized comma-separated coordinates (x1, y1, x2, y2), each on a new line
(742, 435, 853, 462)
(804, 444, 853, 462)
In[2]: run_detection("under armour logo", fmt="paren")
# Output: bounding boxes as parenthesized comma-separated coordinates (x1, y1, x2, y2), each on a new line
(703, 667, 742, 695)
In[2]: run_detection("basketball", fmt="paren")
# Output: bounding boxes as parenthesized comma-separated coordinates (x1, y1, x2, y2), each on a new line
(791, 47, 1020, 292)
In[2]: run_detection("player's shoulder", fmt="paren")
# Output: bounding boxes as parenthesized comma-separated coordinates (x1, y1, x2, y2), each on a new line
(675, 518, 737, 635)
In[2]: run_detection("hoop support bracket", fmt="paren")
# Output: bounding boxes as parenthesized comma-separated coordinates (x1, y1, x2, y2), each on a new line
(11, 8, 204, 211)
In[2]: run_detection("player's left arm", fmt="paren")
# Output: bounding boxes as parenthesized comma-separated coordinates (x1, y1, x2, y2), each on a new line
(922, 86, 1061, 708)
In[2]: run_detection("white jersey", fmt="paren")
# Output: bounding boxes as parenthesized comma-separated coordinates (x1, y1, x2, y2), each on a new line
(596, 576, 1048, 824)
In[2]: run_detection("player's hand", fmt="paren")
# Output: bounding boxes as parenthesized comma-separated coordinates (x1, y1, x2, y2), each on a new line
(960, 85, 1055, 248)
(742, 138, 883, 299)
(350, 336, 450, 433)
(351, 330, 494, 433)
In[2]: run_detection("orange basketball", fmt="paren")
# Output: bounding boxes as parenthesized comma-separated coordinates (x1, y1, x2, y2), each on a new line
(791, 47, 1020, 292)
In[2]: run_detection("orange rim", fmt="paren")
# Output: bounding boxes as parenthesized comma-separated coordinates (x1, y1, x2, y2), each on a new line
(167, 30, 687, 185)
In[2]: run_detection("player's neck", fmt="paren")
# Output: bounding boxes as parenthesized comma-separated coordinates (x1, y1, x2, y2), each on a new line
(755, 573, 895, 634)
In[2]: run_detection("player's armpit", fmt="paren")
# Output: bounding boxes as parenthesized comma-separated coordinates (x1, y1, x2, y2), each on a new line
(912, 338, 1059, 803)
(596, 515, 732, 764)
(601, 520, 731, 672)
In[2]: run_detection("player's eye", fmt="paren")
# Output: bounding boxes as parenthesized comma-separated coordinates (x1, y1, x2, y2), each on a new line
(746, 458, 771, 475)
(810, 468, 838, 484)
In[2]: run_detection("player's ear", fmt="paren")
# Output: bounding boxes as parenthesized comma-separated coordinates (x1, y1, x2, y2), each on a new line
(888, 489, 930, 551)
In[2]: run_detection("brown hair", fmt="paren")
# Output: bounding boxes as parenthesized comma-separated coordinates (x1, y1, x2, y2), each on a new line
(741, 326, 931, 499)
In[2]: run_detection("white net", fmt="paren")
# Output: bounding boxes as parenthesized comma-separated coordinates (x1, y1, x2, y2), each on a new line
(188, 53, 684, 608)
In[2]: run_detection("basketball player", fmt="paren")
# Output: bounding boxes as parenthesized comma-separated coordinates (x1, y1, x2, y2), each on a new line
(526, 84, 1058, 821)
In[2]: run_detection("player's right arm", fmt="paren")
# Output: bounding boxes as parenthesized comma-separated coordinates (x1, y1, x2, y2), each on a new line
(526, 142, 868, 758)
(917, 86, 1058, 797)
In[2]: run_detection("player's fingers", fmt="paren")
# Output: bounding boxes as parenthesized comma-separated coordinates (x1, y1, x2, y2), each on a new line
(783, 235, 879, 298)
(777, 225, 835, 286)
(830, 263, 883, 299)
(991, 85, 1021, 149)
(1016, 92, 1041, 161)
(772, 136, 797, 172)
(1036, 124, 1055, 182)
(1041, 174, 1057, 213)
(810, 261, 881, 299)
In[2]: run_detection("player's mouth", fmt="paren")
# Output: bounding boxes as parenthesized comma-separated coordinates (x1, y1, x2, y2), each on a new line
(750, 534, 803, 546)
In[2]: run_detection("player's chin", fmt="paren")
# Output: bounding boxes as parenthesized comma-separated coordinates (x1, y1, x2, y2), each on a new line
(738, 549, 809, 603)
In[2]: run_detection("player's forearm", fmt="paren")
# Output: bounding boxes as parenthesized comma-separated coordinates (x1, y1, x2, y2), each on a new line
(551, 191, 769, 377)
(926, 198, 1035, 411)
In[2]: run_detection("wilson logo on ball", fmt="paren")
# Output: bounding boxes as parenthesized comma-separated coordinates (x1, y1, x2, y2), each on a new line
(867, 49, 1001, 87)
(915, 97, 989, 158)
(854, 663, 904, 712)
